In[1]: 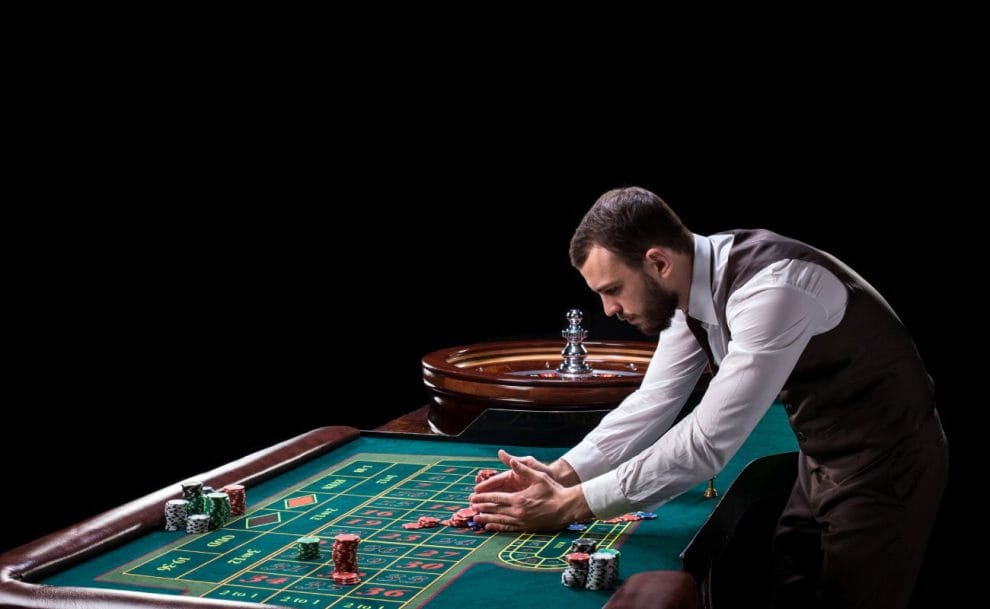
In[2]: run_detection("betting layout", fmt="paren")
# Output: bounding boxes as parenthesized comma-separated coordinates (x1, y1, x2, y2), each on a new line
(99, 453, 650, 608)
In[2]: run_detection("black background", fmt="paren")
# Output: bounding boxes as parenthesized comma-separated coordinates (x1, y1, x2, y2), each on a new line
(1, 114, 958, 607)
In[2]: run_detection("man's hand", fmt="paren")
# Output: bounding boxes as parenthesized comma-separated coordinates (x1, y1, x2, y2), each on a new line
(473, 450, 556, 494)
(469, 457, 593, 532)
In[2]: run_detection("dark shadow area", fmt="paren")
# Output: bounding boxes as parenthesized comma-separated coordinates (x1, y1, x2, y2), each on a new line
(683, 453, 797, 608)
(683, 451, 950, 609)
(707, 494, 787, 608)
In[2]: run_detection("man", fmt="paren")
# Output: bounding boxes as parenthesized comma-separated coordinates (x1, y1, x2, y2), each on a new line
(470, 186, 946, 608)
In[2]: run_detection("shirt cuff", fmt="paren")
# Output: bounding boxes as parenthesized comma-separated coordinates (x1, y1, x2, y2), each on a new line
(580, 470, 632, 518)
(561, 439, 613, 482)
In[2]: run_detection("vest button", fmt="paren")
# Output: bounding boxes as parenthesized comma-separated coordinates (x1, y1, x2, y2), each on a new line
(784, 402, 795, 414)
(796, 431, 807, 442)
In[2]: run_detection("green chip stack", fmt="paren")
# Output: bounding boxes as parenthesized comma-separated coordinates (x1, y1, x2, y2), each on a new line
(205, 492, 231, 530)
(297, 536, 322, 560)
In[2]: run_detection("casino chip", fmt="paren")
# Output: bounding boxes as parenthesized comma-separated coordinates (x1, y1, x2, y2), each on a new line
(221, 484, 247, 515)
(401, 515, 443, 529)
(600, 511, 658, 524)
(186, 514, 209, 534)
(164, 500, 189, 531)
(180, 481, 206, 515)
(205, 492, 231, 530)
(167, 481, 251, 535)
(296, 536, 322, 560)
(331, 533, 361, 584)
(475, 469, 499, 484)
(571, 538, 597, 554)
(445, 507, 478, 527)
(586, 551, 618, 590)
(561, 552, 590, 588)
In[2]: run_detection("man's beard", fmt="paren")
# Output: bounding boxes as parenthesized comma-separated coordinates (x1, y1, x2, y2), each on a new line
(636, 276, 680, 336)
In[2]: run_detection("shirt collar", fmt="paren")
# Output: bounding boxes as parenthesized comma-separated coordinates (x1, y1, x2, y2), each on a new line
(687, 233, 719, 325)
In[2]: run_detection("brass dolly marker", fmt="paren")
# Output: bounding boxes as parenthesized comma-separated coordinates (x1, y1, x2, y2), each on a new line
(704, 477, 718, 499)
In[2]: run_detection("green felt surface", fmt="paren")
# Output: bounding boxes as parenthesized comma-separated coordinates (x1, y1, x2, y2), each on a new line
(42, 405, 796, 608)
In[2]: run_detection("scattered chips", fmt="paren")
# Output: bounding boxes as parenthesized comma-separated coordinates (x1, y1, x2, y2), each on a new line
(600, 511, 658, 524)
(402, 516, 443, 529)
(475, 469, 500, 484)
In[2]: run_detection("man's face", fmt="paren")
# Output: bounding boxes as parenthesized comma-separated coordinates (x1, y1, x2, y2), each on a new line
(579, 246, 680, 337)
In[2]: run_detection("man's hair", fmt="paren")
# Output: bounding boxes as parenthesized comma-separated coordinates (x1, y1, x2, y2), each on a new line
(569, 186, 693, 269)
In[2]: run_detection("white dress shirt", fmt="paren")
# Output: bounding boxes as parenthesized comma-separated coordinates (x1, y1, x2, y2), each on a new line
(561, 233, 849, 517)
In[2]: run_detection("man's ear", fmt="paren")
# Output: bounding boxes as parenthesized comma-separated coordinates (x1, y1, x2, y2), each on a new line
(645, 247, 670, 277)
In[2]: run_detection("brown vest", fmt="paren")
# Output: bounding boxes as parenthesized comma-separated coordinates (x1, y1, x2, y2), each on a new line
(696, 229, 935, 459)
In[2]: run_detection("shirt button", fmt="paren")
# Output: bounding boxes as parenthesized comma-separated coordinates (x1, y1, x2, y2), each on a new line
(796, 431, 807, 442)
(784, 402, 795, 414)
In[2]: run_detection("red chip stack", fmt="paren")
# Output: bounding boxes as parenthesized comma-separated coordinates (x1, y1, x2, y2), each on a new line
(331, 533, 361, 585)
(221, 484, 246, 515)
(442, 507, 477, 527)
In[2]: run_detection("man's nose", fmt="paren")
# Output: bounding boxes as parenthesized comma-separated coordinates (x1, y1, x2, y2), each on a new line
(602, 297, 621, 318)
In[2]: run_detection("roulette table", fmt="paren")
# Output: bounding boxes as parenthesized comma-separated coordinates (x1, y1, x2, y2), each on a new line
(0, 403, 796, 609)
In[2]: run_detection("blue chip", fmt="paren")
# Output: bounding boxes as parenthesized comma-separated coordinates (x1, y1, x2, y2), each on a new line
(634, 511, 657, 519)
(566, 523, 587, 531)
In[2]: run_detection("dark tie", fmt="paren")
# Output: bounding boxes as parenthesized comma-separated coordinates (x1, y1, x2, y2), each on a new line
(686, 316, 718, 374)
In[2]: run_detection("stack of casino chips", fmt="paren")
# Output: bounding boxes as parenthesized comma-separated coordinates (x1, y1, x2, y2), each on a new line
(296, 536, 322, 560)
(561, 552, 590, 588)
(585, 551, 618, 590)
(186, 514, 210, 534)
(205, 492, 232, 530)
(442, 507, 478, 527)
(599, 547, 620, 574)
(181, 481, 206, 515)
(331, 533, 361, 585)
(164, 499, 189, 531)
(221, 484, 246, 515)
(570, 538, 598, 555)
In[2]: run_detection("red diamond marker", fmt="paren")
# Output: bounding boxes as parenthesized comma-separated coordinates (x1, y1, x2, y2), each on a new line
(285, 494, 318, 509)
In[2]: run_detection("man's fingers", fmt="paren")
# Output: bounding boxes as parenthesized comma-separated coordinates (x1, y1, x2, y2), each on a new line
(500, 450, 541, 470)
(473, 470, 512, 493)
(474, 512, 522, 531)
(469, 501, 504, 514)
(469, 492, 510, 507)
(509, 458, 544, 482)
(497, 449, 515, 467)
(483, 521, 520, 532)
